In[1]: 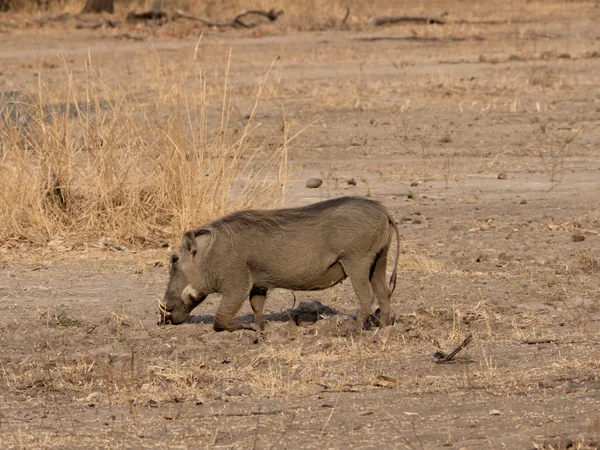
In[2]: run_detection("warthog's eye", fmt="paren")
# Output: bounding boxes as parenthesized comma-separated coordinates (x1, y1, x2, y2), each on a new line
(171, 254, 179, 265)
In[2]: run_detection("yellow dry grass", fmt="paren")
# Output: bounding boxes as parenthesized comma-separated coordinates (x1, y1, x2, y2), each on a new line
(0, 53, 290, 246)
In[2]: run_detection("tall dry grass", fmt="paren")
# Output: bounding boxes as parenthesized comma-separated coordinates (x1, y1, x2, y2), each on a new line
(0, 52, 289, 246)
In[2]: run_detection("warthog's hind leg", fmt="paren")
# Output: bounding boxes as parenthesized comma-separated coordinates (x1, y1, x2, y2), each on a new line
(340, 259, 376, 329)
(249, 286, 267, 330)
(370, 248, 391, 327)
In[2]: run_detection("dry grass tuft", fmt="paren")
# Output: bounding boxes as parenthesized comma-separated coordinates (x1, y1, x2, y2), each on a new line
(0, 55, 289, 247)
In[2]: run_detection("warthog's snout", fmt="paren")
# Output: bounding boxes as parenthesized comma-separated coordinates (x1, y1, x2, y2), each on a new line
(158, 285, 207, 325)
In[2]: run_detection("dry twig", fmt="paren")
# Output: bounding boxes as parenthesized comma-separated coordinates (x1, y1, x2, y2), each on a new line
(341, 6, 350, 25)
(173, 8, 284, 28)
(431, 334, 473, 364)
(369, 13, 448, 26)
(521, 338, 557, 345)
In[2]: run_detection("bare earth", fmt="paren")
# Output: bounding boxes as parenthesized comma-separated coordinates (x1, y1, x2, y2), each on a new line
(1, 4, 600, 449)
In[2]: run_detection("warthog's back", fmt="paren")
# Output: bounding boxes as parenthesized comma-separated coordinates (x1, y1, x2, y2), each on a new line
(201, 197, 396, 291)
(207, 196, 391, 235)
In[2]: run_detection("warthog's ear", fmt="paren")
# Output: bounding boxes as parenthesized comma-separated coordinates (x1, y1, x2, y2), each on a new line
(182, 231, 197, 255)
(194, 228, 211, 237)
(182, 228, 211, 256)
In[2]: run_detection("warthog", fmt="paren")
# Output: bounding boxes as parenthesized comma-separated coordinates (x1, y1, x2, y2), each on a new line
(158, 196, 400, 332)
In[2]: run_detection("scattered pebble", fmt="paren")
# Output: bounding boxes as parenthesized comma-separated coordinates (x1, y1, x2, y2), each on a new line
(572, 234, 585, 242)
(410, 181, 420, 187)
(408, 329, 420, 339)
(347, 178, 357, 186)
(519, 199, 527, 205)
(497, 173, 508, 180)
(489, 409, 502, 416)
(225, 386, 252, 397)
(306, 178, 323, 188)
(439, 135, 452, 143)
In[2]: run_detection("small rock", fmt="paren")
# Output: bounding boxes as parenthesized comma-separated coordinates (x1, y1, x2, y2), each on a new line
(394, 322, 411, 333)
(497, 173, 508, 180)
(489, 409, 502, 416)
(306, 178, 323, 189)
(410, 181, 419, 187)
(225, 386, 252, 397)
(572, 234, 585, 242)
(408, 329, 420, 339)
(439, 135, 452, 144)
(519, 199, 527, 205)
(346, 178, 357, 186)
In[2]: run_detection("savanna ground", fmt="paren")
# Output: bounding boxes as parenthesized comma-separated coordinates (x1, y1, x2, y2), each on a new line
(1, 0, 600, 448)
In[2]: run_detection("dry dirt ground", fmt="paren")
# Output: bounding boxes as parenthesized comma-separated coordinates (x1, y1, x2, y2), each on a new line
(2, 3, 600, 449)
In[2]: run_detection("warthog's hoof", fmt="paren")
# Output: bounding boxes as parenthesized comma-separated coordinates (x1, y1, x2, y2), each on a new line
(243, 323, 262, 332)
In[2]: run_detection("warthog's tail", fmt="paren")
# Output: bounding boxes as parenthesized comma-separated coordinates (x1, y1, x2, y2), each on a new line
(388, 214, 400, 294)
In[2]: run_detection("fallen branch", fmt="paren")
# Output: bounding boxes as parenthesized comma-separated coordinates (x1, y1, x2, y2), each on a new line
(172, 8, 283, 28)
(431, 334, 472, 364)
(521, 338, 557, 345)
(126, 10, 168, 25)
(341, 6, 350, 26)
(75, 19, 118, 29)
(172, 10, 228, 27)
(368, 13, 448, 26)
(356, 36, 465, 43)
(102, 241, 127, 251)
(193, 409, 285, 418)
(34, 12, 72, 24)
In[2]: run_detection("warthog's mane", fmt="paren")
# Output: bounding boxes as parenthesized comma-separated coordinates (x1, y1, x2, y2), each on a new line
(200, 196, 385, 237)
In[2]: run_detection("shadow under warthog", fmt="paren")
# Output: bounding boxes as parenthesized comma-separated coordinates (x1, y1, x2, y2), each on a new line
(185, 300, 385, 328)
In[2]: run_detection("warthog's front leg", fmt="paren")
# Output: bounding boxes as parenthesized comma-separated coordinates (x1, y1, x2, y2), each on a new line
(214, 282, 261, 332)
(249, 286, 268, 330)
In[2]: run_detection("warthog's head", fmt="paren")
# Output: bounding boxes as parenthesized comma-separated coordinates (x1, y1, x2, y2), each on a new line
(158, 230, 210, 325)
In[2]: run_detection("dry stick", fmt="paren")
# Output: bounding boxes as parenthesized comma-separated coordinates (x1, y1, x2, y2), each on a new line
(432, 334, 473, 364)
(35, 13, 72, 24)
(173, 9, 283, 28)
(193, 32, 204, 62)
(369, 14, 447, 26)
(192, 410, 284, 418)
(319, 396, 340, 438)
(521, 338, 557, 345)
(341, 6, 350, 25)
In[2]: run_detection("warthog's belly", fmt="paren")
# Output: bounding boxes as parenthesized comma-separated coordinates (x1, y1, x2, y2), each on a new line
(275, 261, 347, 291)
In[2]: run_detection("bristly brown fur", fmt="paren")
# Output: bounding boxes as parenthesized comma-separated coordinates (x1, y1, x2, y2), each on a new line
(163, 196, 400, 331)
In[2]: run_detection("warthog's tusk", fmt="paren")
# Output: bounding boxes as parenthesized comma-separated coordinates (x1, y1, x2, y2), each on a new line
(157, 299, 170, 323)
(182, 285, 198, 306)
